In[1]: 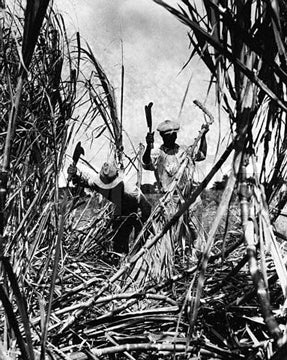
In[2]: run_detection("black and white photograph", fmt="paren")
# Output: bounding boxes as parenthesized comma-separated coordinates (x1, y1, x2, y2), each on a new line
(1, 0, 287, 359)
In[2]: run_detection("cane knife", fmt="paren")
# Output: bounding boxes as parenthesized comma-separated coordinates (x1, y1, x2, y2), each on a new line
(67, 141, 85, 183)
(145, 102, 153, 149)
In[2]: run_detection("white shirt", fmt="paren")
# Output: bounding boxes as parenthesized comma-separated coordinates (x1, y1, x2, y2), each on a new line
(143, 143, 195, 193)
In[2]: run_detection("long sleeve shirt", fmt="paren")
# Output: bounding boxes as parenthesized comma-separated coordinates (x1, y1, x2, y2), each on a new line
(73, 173, 151, 221)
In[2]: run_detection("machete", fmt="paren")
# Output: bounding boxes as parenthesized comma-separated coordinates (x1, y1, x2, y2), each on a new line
(145, 102, 153, 132)
(67, 141, 85, 182)
(145, 102, 153, 149)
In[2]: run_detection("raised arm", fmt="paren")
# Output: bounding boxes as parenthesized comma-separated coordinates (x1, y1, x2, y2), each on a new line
(67, 164, 100, 192)
(142, 132, 154, 167)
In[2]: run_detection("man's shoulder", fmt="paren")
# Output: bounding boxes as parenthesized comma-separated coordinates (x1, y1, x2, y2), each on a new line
(150, 147, 162, 157)
(156, 144, 188, 156)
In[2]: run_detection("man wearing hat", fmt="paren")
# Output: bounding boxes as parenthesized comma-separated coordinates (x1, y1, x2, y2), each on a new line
(142, 119, 208, 193)
(67, 161, 151, 255)
(142, 119, 208, 255)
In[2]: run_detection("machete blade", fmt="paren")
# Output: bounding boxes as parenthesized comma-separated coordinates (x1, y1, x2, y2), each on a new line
(72, 141, 85, 165)
(145, 102, 153, 131)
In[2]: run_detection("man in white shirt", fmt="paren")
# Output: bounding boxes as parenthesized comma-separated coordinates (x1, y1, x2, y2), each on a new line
(68, 162, 151, 254)
(142, 119, 208, 255)
(142, 119, 208, 193)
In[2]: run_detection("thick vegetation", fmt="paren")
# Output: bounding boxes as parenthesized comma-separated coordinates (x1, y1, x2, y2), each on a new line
(1, 1, 287, 360)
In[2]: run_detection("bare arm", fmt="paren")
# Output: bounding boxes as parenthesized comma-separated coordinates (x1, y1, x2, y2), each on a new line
(142, 132, 154, 168)
(142, 144, 152, 165)
(68, 165, 100, 192)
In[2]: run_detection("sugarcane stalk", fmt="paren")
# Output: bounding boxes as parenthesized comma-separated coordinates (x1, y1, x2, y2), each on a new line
(1, 258, 35, 360)
(40, 195, 67, 360)
(209, 255, 248, 295)
(54, 134, 238, 337)
(119, 40, 125, 171)
(0, 76, 24, 245)
(136, 143, 145, 201)
(105, 332, 136, 360)
(245, 218, 283, 343)
(187, 156, 239, 338)
(240, 152, 283, 344)
(0, 284, 31, 360)
(68, 341, 239, 360)
(0, 0, 50, 247)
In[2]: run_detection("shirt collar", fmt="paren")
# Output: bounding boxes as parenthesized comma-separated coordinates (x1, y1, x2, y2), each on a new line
(160, 143, 179, 154)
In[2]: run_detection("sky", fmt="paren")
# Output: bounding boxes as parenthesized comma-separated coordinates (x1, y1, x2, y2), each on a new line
(55, 0, 229, 185)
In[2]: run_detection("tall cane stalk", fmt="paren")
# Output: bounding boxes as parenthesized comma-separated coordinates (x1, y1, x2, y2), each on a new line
(0, 0, 50, 249)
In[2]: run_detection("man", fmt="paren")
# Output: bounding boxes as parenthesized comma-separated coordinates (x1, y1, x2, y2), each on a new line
(142, 119, 209, 256)
(142, 119, 208, 193)
(67, 161, 151, 254)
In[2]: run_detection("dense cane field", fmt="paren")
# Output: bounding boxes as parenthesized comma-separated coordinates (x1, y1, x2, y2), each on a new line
(2, 0, 287, 359)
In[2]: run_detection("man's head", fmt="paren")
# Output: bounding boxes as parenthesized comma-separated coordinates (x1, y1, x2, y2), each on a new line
(157, 120, 180, 147)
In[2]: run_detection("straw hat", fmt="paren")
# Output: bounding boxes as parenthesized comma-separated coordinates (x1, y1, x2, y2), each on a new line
(95, 162, 122, 190)
(157, 120, 180, 134)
